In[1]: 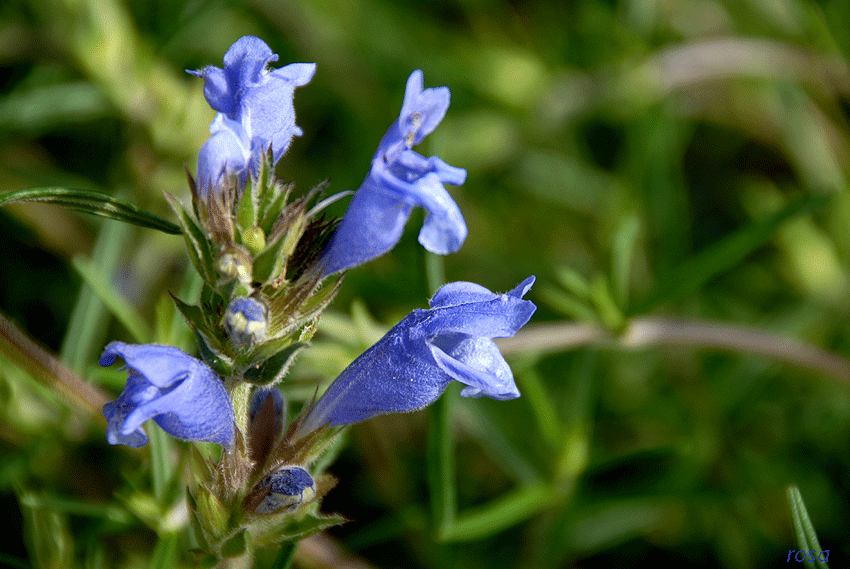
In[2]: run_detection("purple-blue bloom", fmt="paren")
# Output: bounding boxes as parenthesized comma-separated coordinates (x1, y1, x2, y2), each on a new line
(100, 342, 235, 448)
(319, 70, 467, 275)
(300, 277, 536, 432)
(190, 36, 316, 196)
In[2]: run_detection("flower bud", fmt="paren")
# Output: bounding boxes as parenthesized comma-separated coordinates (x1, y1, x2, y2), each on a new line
(253, 466, 316, 514)
(217, 245, 253, 285)
(224, 296, 268, 346)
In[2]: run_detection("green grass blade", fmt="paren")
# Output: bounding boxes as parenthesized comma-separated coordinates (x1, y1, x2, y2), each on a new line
(71, 256, 152, 344)
(610, 213, 640, 311)
(61, 216, 133, 374)
(441, 484, 553, 542)
(17, 492, 133, 524)
(0, 553, 30, 569)
(516, 369, 561, 450)
(0, 313, 109, 418)
(636, 193, 829, 312)
(455, 401, 541, 484)
(148, 426, 173, 505)
(148, 532, 180, 569)
(787, 485, 830, 568)
(425, 252, 446, 297)
(0, 187, 181, 234)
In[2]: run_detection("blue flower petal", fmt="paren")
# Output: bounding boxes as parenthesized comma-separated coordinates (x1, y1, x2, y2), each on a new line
(196, 114, 251, 197)
(398, 70, 449, 146)
(100, 342, 235, 448)
(244, 62, 316, 167)
(429, 336, 517, 399)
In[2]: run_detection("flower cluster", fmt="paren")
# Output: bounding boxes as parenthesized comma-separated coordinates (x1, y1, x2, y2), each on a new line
(98, 35, 535, 560)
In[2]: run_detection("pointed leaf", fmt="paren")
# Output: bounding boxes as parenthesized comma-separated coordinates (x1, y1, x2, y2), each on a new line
(165, 192, 217, 283)
(242, 342, 308, 385)
(787, 485, 831, 569)
(249, 510, 347, 547)
(0, 187, 181, 234)
(220, 530, 247, 558)
(441, 484, 553, 542)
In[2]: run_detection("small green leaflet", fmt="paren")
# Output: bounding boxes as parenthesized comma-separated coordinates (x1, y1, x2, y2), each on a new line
(0, 187, 182, 235)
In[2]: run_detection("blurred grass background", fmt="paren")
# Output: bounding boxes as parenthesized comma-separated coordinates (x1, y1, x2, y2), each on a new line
(3, 0, 850, 567)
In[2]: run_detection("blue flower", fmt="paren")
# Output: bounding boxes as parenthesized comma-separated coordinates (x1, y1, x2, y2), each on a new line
(300, 277, 536, 431)
(319, 70, 467, 275)
(190, 36, 316, 196)
(100, 342, 235, 448)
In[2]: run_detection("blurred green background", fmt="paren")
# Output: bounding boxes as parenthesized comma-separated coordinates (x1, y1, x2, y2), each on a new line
(3, 0, 850, 567)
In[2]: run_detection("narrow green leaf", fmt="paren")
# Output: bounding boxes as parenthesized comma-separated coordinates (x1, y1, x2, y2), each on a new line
(610, 213, 640, 310)
(0, 82, 110, 131)
(242, 342, 307, 385)
(170, 294, 220, 349)
(148, 426, 172, 505)
(425, 252, 446, 297)
(17, 492, 133, 524)
(61, 216, 132, 374)
(249, 511, 347, 545)
(516, 369, 561, 450)
(0, 312, 110, 417)
(538, 285, 600, 323)
(554, 266, 592, 300)
(554, 497, 684, 559)
(455, 400, 541, 484)
(442, 484, 553, 542)
(236, 183, 257, 230)
(636, 193, 829, 312)
(19, 492, 75, 569)
(0, 553, 30, 569)
(220, 530, 247, 558)
(72, 256, 151, 343)
(0, 187, 181, 234)
(195, 329, 232, 378)
(148, 532, 181, 569)
(787, 485, 831, 569)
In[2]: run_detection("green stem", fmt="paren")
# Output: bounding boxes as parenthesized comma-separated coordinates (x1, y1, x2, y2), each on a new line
(271, 541, 297, 569)
(427, 385, 457, 540)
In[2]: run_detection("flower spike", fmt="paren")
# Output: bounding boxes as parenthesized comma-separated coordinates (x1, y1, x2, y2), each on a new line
(319, 70, 467, 275)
